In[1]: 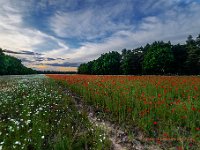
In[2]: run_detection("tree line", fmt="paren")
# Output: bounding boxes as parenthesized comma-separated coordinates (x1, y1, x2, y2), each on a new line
(78, 34, 200, 75)
(0, 48, 36, 75)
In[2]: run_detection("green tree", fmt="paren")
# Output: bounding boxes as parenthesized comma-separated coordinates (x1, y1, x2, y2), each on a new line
(101, 51, 121, 75)
(78, 63, 89, 74)
(142, 41, 174, 74)
(121, 48, 143, 75)
(196, 34, 200, 48)
(0, 48, 3, 55)
(0, 48, 36, 75)
(91, 59, 103, 75)
(185, 35, 200, 74)
(171, 44, 187, 74)
(0, 48, 6, 74)
(78, 34, 200, 75)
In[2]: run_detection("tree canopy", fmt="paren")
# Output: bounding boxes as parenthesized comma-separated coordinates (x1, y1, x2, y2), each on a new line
(0, 48, 36, 75)
(142, 41, 174, 74)
(78, 34, 200, 75)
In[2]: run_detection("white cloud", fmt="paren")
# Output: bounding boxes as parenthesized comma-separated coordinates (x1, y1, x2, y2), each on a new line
(0, 0, 71, 68)
(1, 0, 200, 71)
(49, 2, 134, 40)
(0, 1, 41, 50)
(58, 1, 200, 63)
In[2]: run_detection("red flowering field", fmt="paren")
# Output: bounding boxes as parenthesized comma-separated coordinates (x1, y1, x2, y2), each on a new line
(47, 74, 200, 148)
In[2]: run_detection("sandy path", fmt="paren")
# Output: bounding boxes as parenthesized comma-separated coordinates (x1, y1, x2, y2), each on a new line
(64, 89, 162, 150)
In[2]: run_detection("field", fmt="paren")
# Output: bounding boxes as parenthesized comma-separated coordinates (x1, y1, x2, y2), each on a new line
(47, 75, 200, 150)
(0, 75, 111, 150)
(1, 75, 200, 150)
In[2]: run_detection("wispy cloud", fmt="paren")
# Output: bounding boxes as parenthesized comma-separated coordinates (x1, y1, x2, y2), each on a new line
(3, 49, 42, 55)
(47, 62, 81, 67)
(49, 1, 134, 40)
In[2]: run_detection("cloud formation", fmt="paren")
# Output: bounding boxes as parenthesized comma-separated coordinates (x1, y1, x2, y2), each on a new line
(0, 0, 200, 71)
(50, 1, 133, 40)
(47, 62, 81, 67)
(3, 49, 42, 55)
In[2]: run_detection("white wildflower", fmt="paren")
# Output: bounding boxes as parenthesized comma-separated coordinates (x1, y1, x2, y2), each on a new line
(8, 126, 14, 132)
(35, 111, 39, 115)
(14, 121, 20, 125)
(0, 142, 4, 145)
(15, 141, 21, 145)
(25, 120, 31, 125)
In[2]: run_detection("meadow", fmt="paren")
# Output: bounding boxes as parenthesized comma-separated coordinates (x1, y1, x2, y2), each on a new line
(47, 75, 200, 149)
(0, 75, 111, 150)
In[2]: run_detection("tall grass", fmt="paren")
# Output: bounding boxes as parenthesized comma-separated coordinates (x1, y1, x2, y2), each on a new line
(0, 75, 111, 150)
(47, 75, 200, 149)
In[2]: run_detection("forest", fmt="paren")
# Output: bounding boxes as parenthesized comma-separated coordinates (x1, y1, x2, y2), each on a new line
(0, 48, 36, 75)
(78, 34, 200, 75)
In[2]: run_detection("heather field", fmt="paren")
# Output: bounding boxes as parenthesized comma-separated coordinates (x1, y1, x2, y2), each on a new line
(0, 75, 111, 150)
(47, 75, 200, 149)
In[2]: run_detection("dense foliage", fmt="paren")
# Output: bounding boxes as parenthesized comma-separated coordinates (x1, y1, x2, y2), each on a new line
(78, 35, 200, 75)
(0, 48, 36, 75)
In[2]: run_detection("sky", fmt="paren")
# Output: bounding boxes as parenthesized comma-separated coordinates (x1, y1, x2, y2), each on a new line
(0, 0, 200, 71)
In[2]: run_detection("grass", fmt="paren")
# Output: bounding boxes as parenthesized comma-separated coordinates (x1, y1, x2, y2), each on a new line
(47, 74, 200, 149)
(0, 75, 111, 150)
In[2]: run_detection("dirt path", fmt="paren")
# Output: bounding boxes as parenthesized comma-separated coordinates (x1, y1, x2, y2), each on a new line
(65, 89, 162, 150)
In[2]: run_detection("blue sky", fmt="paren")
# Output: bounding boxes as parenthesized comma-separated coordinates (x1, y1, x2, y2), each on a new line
(0, 0, 200, 71)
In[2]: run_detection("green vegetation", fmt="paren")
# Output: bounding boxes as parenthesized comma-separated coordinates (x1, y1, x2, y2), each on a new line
(0, 48, 36, 75)
(142, 42, 174, 74)
(0, 75, 111, 150)
(78, 34, 200, 75)
(48, 75, 200, 149)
